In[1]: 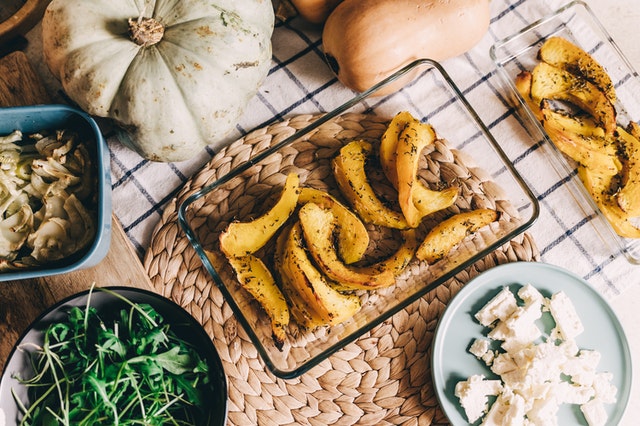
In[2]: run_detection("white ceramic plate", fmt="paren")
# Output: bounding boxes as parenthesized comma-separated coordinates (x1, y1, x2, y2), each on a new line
(431, 261, 631, 425)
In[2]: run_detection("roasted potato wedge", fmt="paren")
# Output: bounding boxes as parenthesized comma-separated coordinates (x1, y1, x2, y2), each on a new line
(219, 172, 300, 257)
(530, 62, 616, 136)
(578, 166, 640, 238)
(279, 221, 362, 326)
(299, 203, 396, 290)
(332, 140, 409, 229)
(416, 208, 498, 263)
(298, 187, 369, 264)
(615, 124, 640, 216)
(538, 36, 616, 104)
(541, 107, 621, 176)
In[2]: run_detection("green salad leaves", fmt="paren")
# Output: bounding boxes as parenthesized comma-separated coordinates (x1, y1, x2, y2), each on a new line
(12, 288, 213, 425)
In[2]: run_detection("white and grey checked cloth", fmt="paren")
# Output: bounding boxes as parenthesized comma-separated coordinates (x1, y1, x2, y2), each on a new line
(23, 0, 640, 300)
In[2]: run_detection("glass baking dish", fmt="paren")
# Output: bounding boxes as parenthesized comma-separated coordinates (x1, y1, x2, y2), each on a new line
(490, 0, 640, 263)
(177, 59, 539, 378)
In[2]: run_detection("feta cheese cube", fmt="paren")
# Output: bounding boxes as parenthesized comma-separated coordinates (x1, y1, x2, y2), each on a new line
(488, 321, 512, 341)
(491, 352, 518, 376)
(556, 382, 594, 404)
(592, 372, 617, 404)
(526, 395, 560, 426)
(470, 338, 491, 359)
(517, 283, 544, 307)
(482, 391, 526, 426)
(455, 374, 503, 423)
(503, 393, 526, 426)
(562, 349, 601, 386)
(482, 350, 496, 365)
(548, 291, 584, 341)
(580, 398, 609, 426)
(475, 287, 518, 327)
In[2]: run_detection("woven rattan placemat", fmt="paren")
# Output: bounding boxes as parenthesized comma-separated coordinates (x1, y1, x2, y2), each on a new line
(143, 113, 540, 426)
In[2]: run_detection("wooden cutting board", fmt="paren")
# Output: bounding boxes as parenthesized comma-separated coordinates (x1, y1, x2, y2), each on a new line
(0, 51, 155, 371)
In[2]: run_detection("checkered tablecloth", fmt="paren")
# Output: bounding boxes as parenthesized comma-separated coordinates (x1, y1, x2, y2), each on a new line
(24, 0, 640, 299)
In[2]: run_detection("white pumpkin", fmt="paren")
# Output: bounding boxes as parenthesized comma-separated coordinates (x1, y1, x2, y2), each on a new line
(42, 0, 274, 162)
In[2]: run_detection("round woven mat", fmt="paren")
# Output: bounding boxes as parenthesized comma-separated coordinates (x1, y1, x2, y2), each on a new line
(143, 113, 540, 426)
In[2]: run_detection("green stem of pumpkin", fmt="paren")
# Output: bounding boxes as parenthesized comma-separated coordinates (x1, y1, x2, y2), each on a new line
(128, 16, 164, 47)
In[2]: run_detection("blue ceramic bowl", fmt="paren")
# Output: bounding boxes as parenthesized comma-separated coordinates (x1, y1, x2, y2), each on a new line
(0, 104, 111, 281)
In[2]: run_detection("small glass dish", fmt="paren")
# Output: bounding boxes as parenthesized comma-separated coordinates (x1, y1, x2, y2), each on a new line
(178, 59, 539, 378)
(490, 0, 640, 263)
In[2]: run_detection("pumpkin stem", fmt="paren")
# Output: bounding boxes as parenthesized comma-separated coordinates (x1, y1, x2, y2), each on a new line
(128, 16, 164, 47)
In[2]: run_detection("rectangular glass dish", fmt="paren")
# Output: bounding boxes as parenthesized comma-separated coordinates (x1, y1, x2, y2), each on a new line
(490, 0, 640, 263)
(178, 59, 539, 378)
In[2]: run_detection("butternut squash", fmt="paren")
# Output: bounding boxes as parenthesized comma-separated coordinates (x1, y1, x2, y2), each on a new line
(322, 0, 491, 94)
(289, 0, 343, 24)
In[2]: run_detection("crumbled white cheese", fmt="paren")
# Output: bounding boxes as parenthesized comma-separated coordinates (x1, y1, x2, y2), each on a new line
(517, 283, 544, 307)
(548, 291, 584, 341)
(556, 381, 595, 404)
(456, 284, 617, 426)
(483, 390, 526, 426)
(469, 338, 491, 359)
(454, 374, 502, 423)
(562, 349, 601, 387)
(580, 398, 609, 426)
(592, 372, 617, 404)
(526, 394, 561, 426)
(471, 338, 496, 365)
(475, 286, 518, 326)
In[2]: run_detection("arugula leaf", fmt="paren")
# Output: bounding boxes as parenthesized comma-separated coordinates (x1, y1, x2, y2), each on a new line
(12, 286, 214, 426)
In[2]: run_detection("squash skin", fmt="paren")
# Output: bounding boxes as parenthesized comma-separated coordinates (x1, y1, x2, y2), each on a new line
(42, 0, 274, 162)
(289, 0, 343, 24)
(322, 0, 491, 94)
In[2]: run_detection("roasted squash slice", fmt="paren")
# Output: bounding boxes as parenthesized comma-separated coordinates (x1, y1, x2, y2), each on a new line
(219, 172, 300, 256)
(396, 121, 458, 227)
(224, 253, 290, 348)
(274, 227, 327, 329)
(396, 119, 438, 227)
(538, 36, 616, 104)
(380, 111, 415, 186)
(298, 203, 396, 290)
(541, 107, 621, 176)
(416, 208, 498, 263)
(578, 166, 640, 238)
(530, 62, 616, 136)
(515, 71, 543, 121)
(298, 187, 369, 264)
(279, 221, 362, 326)
(332, 140, 409, 229)
(379, 111, 459, 226)
(615, 124, 640, 216)
(358, 229, 419, 277)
